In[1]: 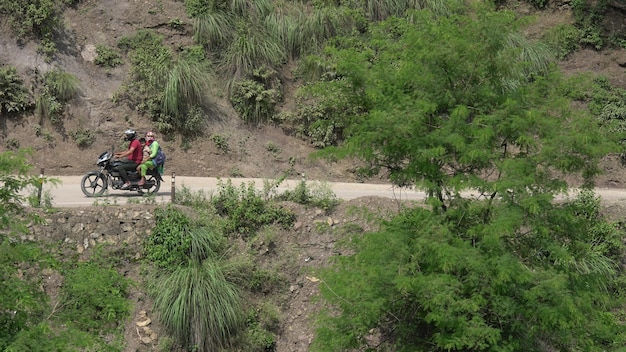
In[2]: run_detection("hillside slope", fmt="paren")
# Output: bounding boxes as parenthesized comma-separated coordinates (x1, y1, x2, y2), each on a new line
(0, 0, 361, 182)
(1, 0, 626, 186)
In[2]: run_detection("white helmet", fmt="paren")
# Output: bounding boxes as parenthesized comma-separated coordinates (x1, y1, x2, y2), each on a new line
(124, 129, 136, 141)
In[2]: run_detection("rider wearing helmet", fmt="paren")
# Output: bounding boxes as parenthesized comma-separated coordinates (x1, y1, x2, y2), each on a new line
(113, 129, 143, 189)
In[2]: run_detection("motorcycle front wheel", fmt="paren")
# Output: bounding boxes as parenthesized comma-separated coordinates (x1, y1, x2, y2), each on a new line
(81, 172, 107, 197)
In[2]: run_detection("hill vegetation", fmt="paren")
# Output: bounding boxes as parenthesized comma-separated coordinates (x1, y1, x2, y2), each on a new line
(3, 0, 626, 351)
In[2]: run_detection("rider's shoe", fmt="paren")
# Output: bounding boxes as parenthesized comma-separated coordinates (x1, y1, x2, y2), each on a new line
(121, 183, 131, 190)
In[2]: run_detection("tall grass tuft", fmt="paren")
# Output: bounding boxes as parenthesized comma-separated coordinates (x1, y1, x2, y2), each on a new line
(363, 0, 420, 21)
(151, 260, 244, 351)
(193, 12, 234, 48)
(162, 58, 213, 117)
(500, 32, 554, 91)
(265, 11, 307, 59)
(221, 21, 285, 79)
(44, 69, 81, 102)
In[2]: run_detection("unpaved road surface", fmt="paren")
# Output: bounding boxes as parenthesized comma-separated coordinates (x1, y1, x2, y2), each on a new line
(34, 175, 626, 208)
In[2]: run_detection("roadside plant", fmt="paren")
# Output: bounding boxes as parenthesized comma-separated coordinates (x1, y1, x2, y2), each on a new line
(151, 260, 244, 351)
(144, 205, 225, 267)
(211, 179, 295, 236)
(230, 66, 282, 125)
(58, 261, 132, 332)
(0, 241, 49, 350)
(210, 134, 230, 153)
(277, 179, 340, 212)
(0, 0, 64, 60)
(4, 138, 20, 150)
(311, 6, 625, 351)
(5, 322, 121, 352)
(0, 150, 55, 233)
(0, 65, 30, 114)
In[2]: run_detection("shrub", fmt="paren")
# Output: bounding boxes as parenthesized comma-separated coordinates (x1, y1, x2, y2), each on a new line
(34, 69, 81, 124)
(144, 205, 225, 267)
(543, 24, 581, 60)
(70, 128, 95, 148)
(4, 138, 20, 150)
(229, 66, 282, 125)
(0, 0, 64, 60)
(5, 322, 121, 352)
(313, 191, 626, 351)
(230, 79, 281, 125)
(58, 262, 131, 332)
(211, 179, 296, 236)
(0, 241, 49, 350)
(210, 134, 230, 153)
(94, 44, 123, 67)
(277, 179, 340, 212)
(119, 29, 215, 137)
(0, 66, 30, 113)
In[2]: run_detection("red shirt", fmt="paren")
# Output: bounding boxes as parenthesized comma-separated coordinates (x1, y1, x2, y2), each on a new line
(128, 139, 143, 164)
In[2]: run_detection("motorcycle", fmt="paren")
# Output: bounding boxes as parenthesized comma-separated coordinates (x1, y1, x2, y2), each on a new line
(81, 150, 162, 197)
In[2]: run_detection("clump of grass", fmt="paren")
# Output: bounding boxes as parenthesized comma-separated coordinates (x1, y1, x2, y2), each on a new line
(151, 261, 244, 351)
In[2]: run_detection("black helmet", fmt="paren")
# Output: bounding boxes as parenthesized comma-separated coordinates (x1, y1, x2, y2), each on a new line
(124, 129, 136, 141)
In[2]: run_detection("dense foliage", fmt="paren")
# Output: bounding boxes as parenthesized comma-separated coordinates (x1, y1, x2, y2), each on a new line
(309, 5, 626, 351)
(0, 65, 30, 114)
(0, 151, 127, 351)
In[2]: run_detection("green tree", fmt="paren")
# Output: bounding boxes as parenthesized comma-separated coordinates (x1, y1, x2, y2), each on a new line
(0, 150, 56, 349)
(311, 7, 626, 351)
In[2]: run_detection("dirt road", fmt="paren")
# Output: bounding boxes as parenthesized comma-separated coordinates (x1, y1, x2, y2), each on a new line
(34, 175, 626, 207)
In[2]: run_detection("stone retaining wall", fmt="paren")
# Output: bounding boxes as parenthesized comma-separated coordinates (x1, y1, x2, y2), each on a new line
(24, 205, 159, 253)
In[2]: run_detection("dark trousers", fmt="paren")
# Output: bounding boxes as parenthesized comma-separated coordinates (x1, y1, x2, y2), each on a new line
(114, 161, 138, 183)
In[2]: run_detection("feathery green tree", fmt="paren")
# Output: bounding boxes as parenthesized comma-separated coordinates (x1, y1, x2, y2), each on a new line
(0, 150, 55, 349)
(311, 6, 626, 351)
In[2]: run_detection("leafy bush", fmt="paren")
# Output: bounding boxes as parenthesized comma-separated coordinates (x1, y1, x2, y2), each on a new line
(211, 179, 296, 236)
(145, 205, 226, 268)
(4, 138, 20, 150)
(0, 0, 64, 60)
(5, 322, 121, 352)
(119, 29, 214, 137)
(237, 308, 279, 352)
(0, 241, 49, 350)
(0, 150, 54, 233)
(58, 261, 132, 332)
(286, 78, 363, 147)
(277, 179, 340, 212)
(70, 128, 95, 148)
(543, 23, 581, 60)
(0, 66, 30, 113)
(210, 133, 230, 153)
(229, 67, 282, 125)
(94, 44, 123, 67)
(174, 185, 212, 208)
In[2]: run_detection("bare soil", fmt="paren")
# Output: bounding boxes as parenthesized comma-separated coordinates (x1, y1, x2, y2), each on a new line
(4, 0, 626, 351)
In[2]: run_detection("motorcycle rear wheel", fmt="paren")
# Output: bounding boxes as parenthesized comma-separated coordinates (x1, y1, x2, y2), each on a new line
(81, 172, 107, 197)
(142, 174, 160, 194)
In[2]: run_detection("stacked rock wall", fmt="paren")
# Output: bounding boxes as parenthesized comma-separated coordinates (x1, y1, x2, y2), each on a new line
(25, 205, 159, 253)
